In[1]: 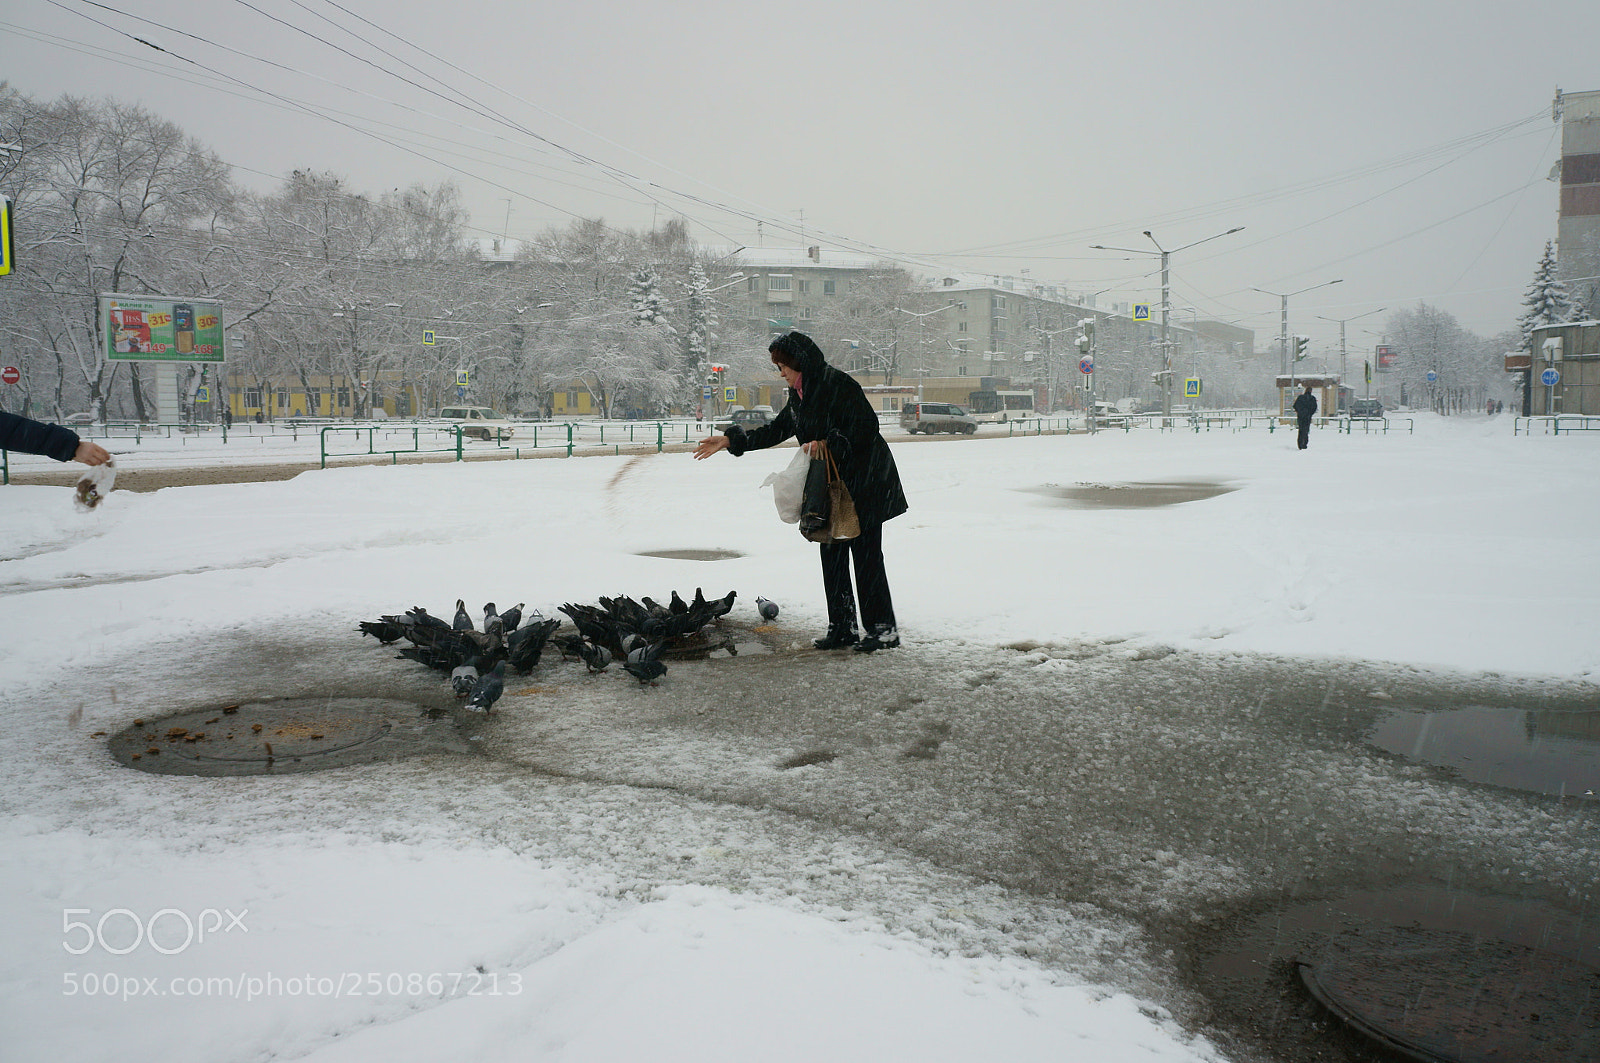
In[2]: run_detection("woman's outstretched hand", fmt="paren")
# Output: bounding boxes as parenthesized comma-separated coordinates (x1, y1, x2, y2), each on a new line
(693, 435, 731, 460)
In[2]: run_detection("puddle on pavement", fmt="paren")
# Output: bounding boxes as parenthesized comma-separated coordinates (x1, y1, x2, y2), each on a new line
(1368, 705, 1600, 798)
(636, 548, 744, 561)
(1025, 481, 1236, 508)
(108, 698, 470, 776)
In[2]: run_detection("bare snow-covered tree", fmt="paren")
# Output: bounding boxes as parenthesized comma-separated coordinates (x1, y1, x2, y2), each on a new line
(1386, 303, 1503, 414)
(0, 91, 233, 420)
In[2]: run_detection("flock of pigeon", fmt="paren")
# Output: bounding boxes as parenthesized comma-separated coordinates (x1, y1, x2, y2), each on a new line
(357, 590, 781, 710)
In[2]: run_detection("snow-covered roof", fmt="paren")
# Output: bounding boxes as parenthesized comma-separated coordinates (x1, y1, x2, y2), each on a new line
(467, 237, 527, 262)
(706, 246, 892, 271)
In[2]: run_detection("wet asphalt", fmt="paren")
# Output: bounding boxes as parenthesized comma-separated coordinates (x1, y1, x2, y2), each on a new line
(104, 616, 1600, 1063)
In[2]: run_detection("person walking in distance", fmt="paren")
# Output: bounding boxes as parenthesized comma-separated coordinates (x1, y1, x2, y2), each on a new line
(1293, 383, 1318, 451)
(693, 331, 906, 653)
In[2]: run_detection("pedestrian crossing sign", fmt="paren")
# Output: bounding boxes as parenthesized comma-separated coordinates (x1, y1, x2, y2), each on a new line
(422, 330, 436, 346)
(1132, 304, 1150, 321)
(1185, 377, 1201, 398)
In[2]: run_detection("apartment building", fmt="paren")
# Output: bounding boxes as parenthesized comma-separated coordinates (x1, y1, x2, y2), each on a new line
(1556, 89, 1600, 315)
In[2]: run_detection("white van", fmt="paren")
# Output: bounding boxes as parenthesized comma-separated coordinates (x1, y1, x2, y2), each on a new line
(438, 406, 515, 441)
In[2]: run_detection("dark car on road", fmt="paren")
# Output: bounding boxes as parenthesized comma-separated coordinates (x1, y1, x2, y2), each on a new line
(717, 408, 774, 433)
(1349, 398, 1384, 419)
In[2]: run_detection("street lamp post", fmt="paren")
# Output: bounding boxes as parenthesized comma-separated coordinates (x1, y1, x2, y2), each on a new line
(1251, 279, 1343, 401)
(895, 303, 960, 400)
(1316, 307, 1386, 412)
(1091, 227, 1243, 422)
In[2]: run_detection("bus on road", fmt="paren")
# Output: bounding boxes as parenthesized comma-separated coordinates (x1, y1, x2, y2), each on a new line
(966, 389, 1036, 422)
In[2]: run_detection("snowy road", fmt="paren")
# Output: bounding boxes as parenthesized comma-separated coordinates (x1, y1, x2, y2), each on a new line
(3, 416, 1597, 1063)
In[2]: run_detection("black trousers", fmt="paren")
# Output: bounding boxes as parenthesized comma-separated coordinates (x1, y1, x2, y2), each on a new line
(1296, 415, 1312, 449)
(819, 519, 896, 637)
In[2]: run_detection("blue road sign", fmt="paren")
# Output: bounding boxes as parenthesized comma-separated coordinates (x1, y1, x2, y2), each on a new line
(1079, 356, 1094, 374)
(1541, 368, 1560, 386)
(1425, 370, 1438, 383)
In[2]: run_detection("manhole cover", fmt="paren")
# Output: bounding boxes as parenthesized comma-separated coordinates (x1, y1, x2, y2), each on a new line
(1299, 927, 1600, 1062)
(109, 699, 465, 776)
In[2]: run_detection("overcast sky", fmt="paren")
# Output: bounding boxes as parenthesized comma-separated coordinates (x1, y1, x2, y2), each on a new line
(5, 0, 1599, 347)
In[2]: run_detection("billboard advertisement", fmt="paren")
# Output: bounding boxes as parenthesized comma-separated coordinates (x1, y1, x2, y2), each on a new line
(1375, 344, 1398, 373)
(99, 293, 226, 362)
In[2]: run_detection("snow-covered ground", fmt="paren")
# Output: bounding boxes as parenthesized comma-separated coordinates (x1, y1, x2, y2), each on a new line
(1, 414, 1595, 1063)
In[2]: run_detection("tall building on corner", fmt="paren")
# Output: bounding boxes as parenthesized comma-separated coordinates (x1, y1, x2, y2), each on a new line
(1556, 89, 1600, 316)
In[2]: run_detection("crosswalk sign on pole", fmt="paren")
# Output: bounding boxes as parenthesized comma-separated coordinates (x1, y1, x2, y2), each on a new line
(423, 330, 436, 346)
(1132, 304, 1151, 321)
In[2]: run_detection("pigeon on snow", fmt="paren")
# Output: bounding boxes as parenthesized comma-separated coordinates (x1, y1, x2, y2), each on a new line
(466, 661, 507, 712)
(499, 602, 525, 633)
(450, 656, 484, 697)
(452, 598, 474, 631)
(623, 640, 668, 685)
(756, 597, 780, 622)
(576, 639, 610, 673)
(483, 603, 504, 643)
(506, 617, 560, 675)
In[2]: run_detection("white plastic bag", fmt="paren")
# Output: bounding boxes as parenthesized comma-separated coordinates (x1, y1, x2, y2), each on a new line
(760, 447, 809, 524)
(74, 458, 116, 512)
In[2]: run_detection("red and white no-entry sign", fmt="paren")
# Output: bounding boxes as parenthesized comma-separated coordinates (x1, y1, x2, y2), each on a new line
(1, 366, 19, 385)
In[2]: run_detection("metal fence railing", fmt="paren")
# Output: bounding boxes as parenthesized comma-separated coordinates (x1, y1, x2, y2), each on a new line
(1514, 414, 1600, 435)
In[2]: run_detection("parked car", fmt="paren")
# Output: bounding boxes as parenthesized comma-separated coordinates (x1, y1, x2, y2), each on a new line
(717, 407, 774, 433)
(1087, 402, 1129, 426)
(900, 402, 977, 435)
(437, 406, 515, 440)
(1349, 398, 1384, 419)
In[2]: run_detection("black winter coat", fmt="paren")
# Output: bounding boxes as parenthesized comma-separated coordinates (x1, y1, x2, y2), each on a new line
(0, 411, 81, 462)
(1292, 391, 1318, 419)
(726, 342, 907, 525)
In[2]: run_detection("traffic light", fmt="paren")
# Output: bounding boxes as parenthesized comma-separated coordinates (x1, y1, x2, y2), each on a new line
(1076, 333, 1090, 355)
(1293, 335, 1311, 361)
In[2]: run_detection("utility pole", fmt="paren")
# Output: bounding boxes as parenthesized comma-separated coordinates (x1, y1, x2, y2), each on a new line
(1092, 227, 1243, 424)
(1317, 307, 1385, 413)
(1252, 279, 1341, 413)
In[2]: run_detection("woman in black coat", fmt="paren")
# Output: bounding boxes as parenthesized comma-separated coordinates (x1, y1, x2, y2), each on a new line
(693, 332, 906, 652)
